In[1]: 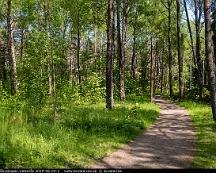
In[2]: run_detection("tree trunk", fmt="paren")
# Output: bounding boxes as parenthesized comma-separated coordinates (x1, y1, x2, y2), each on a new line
(150, 38, 154, 102)
(106, 0, 114, 109)
(168, 3, 173, 97)
(176, 0, 184, 99)
(0, 39, 7, 88)
(77, 12, 81, 85)
(94, 22, 97, 60)
(131, 24, 136, 80)
(52, 50, 57, 117)
(43, 0, 53, 97)
(194, 0, 203, 98)
(48, 57, 53, 96)
(20, 28, 24, 61)
(99, 34, 103, 77)
(204, 0, 216, 121)
(7, 0, 17, 95)
(153, 46, 157, 96)
(113, 0, 117, 85)
(160, 50, 164, 94)
(118, 0, 126, 101)
(69, 27, 75, 86)
(141, 51, 148, 93)
(183, 0, 196, 67)
(189, 54, 193, 90)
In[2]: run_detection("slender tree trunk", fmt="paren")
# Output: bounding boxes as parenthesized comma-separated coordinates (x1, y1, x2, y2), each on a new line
(69, 28, 75, 86)
(52, 56, 57, 117)
(116, 0, 121, 62)
(93, 0, 98, 66)
(0, 39, 7, 88)
(204, 0, 216, 121)
(153, 46, 157, 96)
(118, 0, 126, 101)
(48, 57, 53, 96)
(141, 51, 148, 93)
(189, 54, 193, 90)
(131, 25, 136, 80)
(194, 0, 203, 98)
(99, 34, 103, 77)
(184, 0, 198, 91)
(176, 0, 184, 99)
(204, 58, 208, 86)
(106, 0, 114, 109)
(183, 0, 196, 67)
(69, 54, 73, 86)
(7, 0, 17, 95)
(77, 12, 81, 85)
(150, 38, 154, 102)
(168, 3, 173, 97)
(113, 0, 117, 85)
(160, 50, 164, 94)
(20, 28, 24, 61)
(94, 23, 97, 59)
(49, 40, 57, 116)
(43, 0, 53, 96)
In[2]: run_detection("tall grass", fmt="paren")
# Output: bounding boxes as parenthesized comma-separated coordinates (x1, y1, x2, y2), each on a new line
(0, 95, 159, 168)
(179, 101, 216, 168)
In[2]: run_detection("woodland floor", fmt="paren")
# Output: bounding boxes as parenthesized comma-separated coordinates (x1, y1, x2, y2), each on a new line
(88, 96, 197, 169)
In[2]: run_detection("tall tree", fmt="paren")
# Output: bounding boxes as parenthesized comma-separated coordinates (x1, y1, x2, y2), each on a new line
(106, 0, 114, 109)
(131, 26, 136, 80)
(161, 0, 173, 97)
(131, 7, 138, 80)
(176, 0, 184, 99)
(183, 0, 196, 66)
(119, 0, 127, 101)
(168, 1, 173, 98)
(7, 0, 17, 95)
(150, 37, 154, 102)
(43, 0, 53, 97)
(77, 11, 81, 85)
(0, 39, 7, 89)
(204, 0, 216, 121)
(194, 0, 203, 98)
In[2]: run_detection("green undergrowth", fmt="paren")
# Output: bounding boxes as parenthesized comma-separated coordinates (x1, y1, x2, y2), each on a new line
(0, 95, 159, 168)
(177, 100, 216, 168)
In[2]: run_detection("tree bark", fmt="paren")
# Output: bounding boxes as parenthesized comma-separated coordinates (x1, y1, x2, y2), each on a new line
(189, 54, 193, 90)
(194, 0, 203, 98)
(99, 34, 103, 77)
(20, 28, 24, 61)
(131, 24, 136, 80)
(150, 38, 154, 102)
(168, 2, 173, 97)
(153, 46, 158, 96)
(94, 25, 97, 55)
(204, 0, 216, 121)
(118, 0, 126, 101)
(183, 0, 196, 67)
(160, 50, 164, 94)
(48, 57, 53, 96)
(7, 0, 17, 95)
(0, 39, 7, 88)
(77, 12, 81, 85)
(176, 0, 184, 99)
(43, 0, 53, 97)
(106, 0, 114, 109)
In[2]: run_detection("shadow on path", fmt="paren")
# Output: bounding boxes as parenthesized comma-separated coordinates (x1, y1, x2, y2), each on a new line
(88, 97, 196, 168)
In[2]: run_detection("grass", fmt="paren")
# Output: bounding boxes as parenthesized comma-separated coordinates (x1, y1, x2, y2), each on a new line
(177, 100, 216, 168)
(0, 95, 159, 168)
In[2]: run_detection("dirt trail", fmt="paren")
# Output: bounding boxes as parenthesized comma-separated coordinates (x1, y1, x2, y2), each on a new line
(88, 97, 196, 169)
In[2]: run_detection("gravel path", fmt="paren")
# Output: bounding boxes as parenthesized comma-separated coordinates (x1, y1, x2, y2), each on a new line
(89, 97, 196, 169)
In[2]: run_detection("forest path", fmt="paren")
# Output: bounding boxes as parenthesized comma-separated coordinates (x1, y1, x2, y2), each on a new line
(88, 96, 196, 168)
